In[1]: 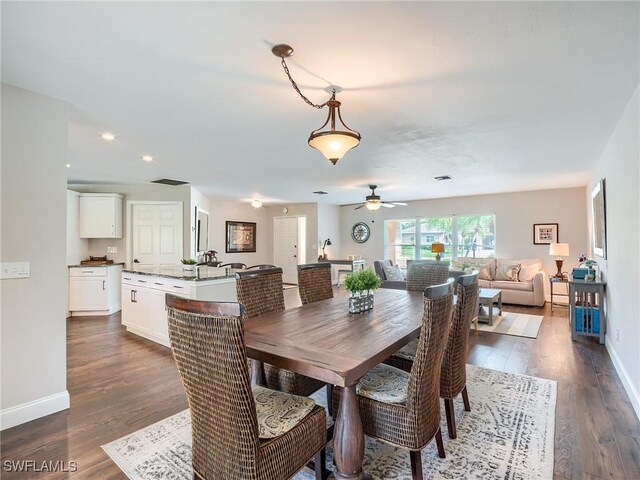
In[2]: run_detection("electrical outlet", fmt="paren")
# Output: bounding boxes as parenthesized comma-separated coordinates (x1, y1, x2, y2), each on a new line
(107, 246, 117, 254)
(616, 329, 620, 342)
(1, 262, 30, 279)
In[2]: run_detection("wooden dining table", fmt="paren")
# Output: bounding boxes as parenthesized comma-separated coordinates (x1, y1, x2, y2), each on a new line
(244, 288, 426, 480)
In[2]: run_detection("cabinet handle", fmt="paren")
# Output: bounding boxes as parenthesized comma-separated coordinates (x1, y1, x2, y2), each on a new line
(133, 290, 137, 303)
(102, 280, 105, 290)
(130, 290, 135, 303)
(138, 279, 147, 283)
(82, 270, 94, 273)
(123, 277, 132, 280)
(111, 225, 114, 235)
(154, 282, 163, 286)
(173, 285, 184, 289)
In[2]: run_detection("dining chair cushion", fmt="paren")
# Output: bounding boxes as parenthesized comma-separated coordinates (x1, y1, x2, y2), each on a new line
(394, 339, 418, 361)
(356, 363, 409, 405)
(252, 385, 316, 439)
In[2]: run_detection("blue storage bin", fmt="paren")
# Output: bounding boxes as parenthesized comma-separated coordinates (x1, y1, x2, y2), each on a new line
(575, 305, 600, 333)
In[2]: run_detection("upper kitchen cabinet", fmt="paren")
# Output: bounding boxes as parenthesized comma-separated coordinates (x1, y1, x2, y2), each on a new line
(79, 193, 123, 238)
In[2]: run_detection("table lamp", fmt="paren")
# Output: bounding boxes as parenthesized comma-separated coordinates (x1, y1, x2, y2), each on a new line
(549, 242, 569, 278)
(321, 238, 332, 260)
(431, 243, 445, 261)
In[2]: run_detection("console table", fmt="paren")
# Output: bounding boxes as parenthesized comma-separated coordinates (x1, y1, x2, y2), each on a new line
(568, 276, 606, 344)
(320, 259, 365, 286)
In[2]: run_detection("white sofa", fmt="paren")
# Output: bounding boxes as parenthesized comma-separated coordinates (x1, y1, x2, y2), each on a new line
(451, 257, 546, 307)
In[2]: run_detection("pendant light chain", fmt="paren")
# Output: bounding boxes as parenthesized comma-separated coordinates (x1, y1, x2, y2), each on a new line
(279, 57, 332, 109)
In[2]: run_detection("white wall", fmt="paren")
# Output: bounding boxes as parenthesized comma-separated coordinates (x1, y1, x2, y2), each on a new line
(339, 187, 589, 285)
(586, 84, 640, 418)
(66, 190, 88, 265)
(317, 204, 342, 261)
(207, 198, 273, 267)
(69, 184, 192, 262)
(1, 85, 70, 429)
(190, 187, 211, 259)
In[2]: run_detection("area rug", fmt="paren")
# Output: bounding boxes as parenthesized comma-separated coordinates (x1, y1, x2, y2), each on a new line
(477, 312, 543, 338)
(102, 365, 556, 480)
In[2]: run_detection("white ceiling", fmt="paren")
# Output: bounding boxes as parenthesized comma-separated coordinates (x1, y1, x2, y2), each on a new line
(2, 2, 638, 206)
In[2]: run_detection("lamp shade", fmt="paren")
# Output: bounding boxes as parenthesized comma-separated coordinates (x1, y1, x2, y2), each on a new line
(365, 200, 382, 211)
(325, 239, 332, 247)
(431, 243, 445, 253)
(308, 131, 360, 165)
(549, 242, 569, 257)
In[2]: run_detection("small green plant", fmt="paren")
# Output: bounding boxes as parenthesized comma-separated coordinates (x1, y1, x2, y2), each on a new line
(181, 258, 198, 265)
(343, 268, 382, 293)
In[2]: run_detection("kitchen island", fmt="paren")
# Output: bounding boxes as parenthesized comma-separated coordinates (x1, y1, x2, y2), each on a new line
(121, 265, 238, 347)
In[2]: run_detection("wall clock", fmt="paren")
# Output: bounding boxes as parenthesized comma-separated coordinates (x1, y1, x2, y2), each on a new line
(352, 222, 370, 243)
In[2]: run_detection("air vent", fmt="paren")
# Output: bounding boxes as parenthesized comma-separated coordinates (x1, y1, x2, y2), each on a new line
(313, 191, 329, 195)
(433, 175, 453, 181)
(150, 178, 190, 186)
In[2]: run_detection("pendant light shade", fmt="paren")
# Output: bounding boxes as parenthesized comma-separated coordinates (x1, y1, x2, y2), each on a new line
(272, 44, 361, 165)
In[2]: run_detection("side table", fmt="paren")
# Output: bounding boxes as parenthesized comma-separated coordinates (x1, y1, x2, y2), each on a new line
(549, 277, 569, 311)
(569, 277, 606, 344)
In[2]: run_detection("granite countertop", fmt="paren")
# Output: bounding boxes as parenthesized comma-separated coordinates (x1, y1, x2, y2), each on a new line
(122, 264, 238, 281)
(68, 262, 125, 268)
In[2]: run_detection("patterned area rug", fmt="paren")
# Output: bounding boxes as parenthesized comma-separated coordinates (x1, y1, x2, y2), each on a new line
(477, 312, 544, 338)
(102, 365, 556, 480)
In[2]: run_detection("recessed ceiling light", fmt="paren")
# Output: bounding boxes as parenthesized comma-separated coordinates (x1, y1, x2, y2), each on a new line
(101, 132, 115, 141)
(66, 163, 71, 168)
(142, 155, 153, 162)
(433, 175, 453, 181)
(251, 199, 263, 209)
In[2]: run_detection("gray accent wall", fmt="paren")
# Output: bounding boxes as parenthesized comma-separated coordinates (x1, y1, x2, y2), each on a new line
(1, 85, 70, 428)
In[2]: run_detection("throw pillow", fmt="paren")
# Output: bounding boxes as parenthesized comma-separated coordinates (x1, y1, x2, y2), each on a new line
(519, 263, 540, 282)
(495, 263, 521, 282)
(383, 263, 404, 281)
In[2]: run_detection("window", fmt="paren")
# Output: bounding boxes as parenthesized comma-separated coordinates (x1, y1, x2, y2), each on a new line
(385, 214, 496, 269)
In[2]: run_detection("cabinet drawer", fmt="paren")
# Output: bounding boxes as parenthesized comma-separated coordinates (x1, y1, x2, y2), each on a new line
(70, 268, 107, 277)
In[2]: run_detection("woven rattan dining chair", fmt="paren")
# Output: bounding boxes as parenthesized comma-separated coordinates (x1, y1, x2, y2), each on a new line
(440, 272, 479, 439)
(334, 279, 455, 479)
(166, 295, 327, 480)
(297, 263, 334, 305)
(220, 262, 247, 269)
(235, 268, 326, 397)
(406, 260, 451, 291)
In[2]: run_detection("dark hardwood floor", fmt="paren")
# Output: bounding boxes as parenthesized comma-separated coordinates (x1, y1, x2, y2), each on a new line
(2, 290, 639, 479)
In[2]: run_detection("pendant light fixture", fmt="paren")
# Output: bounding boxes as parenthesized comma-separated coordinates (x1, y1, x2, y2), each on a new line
(272, 44, 361, 165)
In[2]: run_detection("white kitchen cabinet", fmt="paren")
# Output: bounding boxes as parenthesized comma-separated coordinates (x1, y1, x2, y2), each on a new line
(69, 265, 122, 316)
(121, 269, 236, 347)
(79, 193, 123, 238)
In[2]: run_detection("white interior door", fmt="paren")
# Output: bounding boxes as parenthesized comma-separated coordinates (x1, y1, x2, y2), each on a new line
(274, 217, 299, 284)
(132, 203, 183, 265)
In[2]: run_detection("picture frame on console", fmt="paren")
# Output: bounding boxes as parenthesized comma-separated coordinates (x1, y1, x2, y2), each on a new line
(226, 221, 257, 253)
(533, 223, 558, 245)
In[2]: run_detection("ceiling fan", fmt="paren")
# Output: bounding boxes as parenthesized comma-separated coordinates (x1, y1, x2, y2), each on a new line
(354, 185, 408, 211)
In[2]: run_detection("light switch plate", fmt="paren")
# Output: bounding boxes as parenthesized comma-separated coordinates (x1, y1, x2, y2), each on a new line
(107, 246, 118, 254)
(1, 262, 30, 279)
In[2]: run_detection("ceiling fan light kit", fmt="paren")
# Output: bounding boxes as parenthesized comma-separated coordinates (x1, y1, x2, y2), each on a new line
(272, 44, 361, 165)
(355, 185, 408, 211)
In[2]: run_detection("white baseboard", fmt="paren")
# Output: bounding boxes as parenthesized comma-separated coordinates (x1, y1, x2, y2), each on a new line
(605, 339, 640, 420)
(1, 390, 70, 430)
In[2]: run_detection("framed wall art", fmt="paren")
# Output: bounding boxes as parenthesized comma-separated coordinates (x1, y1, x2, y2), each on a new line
(226, 221, 256, 253)
(591, 179, 607, 259)
(533, 223, 558, 245)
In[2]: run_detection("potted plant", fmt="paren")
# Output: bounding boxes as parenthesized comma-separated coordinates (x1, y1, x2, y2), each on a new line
(181, 258, 198, 271)
(343, 268, 382, 314)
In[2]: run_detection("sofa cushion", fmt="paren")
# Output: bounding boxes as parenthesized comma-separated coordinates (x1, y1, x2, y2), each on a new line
(252, 385, 316, 439)
(491, 280, 533, 292)
(383, 263, 405, 281)
(495, 263, 521, 281)
(518, 263, 541, 282)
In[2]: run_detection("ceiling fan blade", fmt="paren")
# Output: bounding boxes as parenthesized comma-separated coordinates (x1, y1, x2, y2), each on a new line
(381, 203, 395, 208)
(354, 204, 365, 210)
(391, 202, 407, 206)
